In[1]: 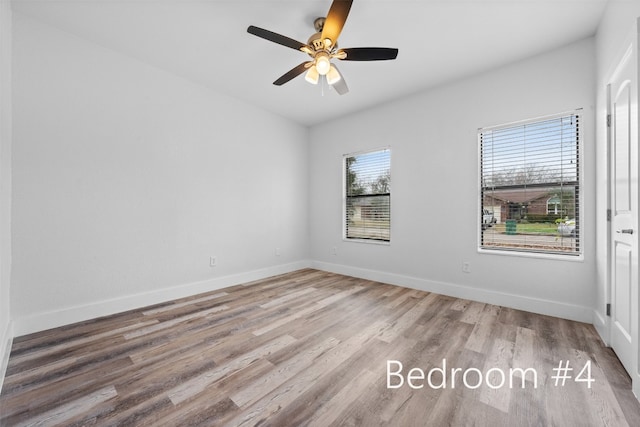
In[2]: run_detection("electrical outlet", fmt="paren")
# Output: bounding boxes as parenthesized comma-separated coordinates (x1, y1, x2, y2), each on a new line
(275, 248, 281, 256)
(210, 256, 217, 267)
(462, 261, 471, 273)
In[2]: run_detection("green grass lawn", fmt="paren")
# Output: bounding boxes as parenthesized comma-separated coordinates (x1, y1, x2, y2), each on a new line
(492, 222, 558, 235)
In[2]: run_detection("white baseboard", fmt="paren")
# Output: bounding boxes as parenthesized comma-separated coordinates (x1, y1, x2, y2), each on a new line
(594, 310, 640, 404)
(592, 309, 609, 345)
(311, 261, 594, 323)
(0, 319, 13, 394)
(13, 260, 311, 337)
(11, 259, 596, 336)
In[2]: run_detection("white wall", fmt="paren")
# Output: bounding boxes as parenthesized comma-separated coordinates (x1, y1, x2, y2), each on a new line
(594, 0, 640, 397)
(0, 0, 13, 393)
(309, 38, 597, 322)
(11, 15, 310, 335)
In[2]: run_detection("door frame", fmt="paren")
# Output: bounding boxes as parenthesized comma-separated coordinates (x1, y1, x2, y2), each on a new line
(606, 19, 640, 400)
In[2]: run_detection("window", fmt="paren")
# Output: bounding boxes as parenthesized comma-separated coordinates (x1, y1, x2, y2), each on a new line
(479, 112, 581, 256)
(344, 148, 391, 242)
(547, 195, 561, 214)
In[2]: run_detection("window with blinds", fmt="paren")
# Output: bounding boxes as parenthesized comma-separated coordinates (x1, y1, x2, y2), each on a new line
(345, 148, 391, 242)
(479, 112, 581, 256)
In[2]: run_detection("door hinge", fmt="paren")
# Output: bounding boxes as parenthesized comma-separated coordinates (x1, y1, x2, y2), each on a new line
(607, 209, 611, 222)
(606, 303, 611, 316)
(607, 114, 611, 127)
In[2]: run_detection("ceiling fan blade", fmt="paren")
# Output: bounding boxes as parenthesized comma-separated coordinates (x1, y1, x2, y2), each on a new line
(247, 25, 308, 51)
(321, 0, 353, 47)
(338, 47, 399, 61)
(273, 62, 313, 86)
(330, 65, 349, 95)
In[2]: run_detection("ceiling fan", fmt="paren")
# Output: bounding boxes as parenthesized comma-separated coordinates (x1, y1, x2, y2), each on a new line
(247, 0, 398, 95)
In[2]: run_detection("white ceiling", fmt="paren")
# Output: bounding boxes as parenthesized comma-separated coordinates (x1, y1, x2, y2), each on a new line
(12, 0, 608, 126)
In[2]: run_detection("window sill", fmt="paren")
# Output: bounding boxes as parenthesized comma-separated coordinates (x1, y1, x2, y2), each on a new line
(478, 247, 583, 262)
(343, 238, 391, 246)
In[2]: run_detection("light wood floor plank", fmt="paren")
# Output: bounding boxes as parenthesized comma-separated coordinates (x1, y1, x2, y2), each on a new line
(142, 292, 228, 316)
(14, 385, 118, 427)
(230, 336, 340, 408)
(167, 334, 296, 405)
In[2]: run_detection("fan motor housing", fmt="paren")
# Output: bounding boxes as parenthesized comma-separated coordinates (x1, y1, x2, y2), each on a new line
(308, 33, 325, 51)
(308, 17, 337, 52)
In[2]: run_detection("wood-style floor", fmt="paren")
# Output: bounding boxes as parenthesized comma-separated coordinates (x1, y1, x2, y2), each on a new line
(1, 269, 639, 426)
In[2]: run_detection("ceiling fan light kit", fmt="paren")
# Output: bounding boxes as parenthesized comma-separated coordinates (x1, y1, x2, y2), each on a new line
(326, 65, 341, 85)
(305, 66, 320, 85)
(314, 52, 332, 75)
(247, 0, 398, 95)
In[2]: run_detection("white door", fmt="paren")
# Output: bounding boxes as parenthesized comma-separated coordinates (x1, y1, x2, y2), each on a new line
(609, 34, 639, 382)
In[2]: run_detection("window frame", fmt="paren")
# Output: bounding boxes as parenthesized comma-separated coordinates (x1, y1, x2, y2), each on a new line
(343, 147, 391, 244)
(547, 195, 561, 215)
(477, 111, 584, 260)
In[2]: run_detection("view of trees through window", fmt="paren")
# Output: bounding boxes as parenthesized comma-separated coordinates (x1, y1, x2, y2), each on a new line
(480, 113, 581, 255)
(345, 149, 391, 241)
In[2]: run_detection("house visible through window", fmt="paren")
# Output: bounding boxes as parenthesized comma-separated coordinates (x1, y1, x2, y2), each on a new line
(344, 148, 390, 242)
(479, 112, 581, 256)
(547, 195, 561, 214)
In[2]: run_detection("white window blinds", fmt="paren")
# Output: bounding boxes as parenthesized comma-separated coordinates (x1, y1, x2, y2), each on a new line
(345, 148, 391, 242)
(480, 112, 581, 255)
